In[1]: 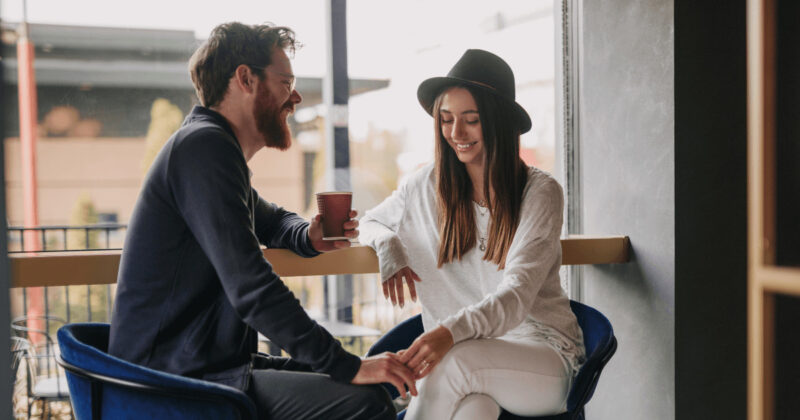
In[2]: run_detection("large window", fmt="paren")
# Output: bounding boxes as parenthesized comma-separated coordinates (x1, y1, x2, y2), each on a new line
(2, 0, 560, 353)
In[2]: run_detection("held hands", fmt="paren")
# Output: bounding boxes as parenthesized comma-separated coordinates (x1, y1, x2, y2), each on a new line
(399, 325, 454, 380)
(309, 210, 359, 252)
(353, 326, 453, 397)
(351, 352, 418, 399)
(383, 266, 421, 308)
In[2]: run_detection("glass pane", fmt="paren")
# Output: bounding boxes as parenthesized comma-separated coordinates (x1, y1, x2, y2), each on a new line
(1, 1, 559, 359)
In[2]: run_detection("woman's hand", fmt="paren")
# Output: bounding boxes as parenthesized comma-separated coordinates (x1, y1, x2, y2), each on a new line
(399, 325, 454, 379)
(383, 266, 421, 308)
(309, 210, 359, 252)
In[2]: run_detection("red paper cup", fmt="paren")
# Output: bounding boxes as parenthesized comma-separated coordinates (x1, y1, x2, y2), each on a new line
(316, 192, 352, 240)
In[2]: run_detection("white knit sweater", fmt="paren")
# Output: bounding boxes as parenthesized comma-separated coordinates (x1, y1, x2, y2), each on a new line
(360, 164, 585, 374)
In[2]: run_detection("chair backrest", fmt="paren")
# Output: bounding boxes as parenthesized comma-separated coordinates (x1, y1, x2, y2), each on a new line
(57, 323, 257, 420)
(11, 335, 58, 400)
(12, 315, 66, 379)
(367, 315, 423, 358)
(566, 300, 617, 413)
(10, 337, 32, 392)
(11, 336, 29, 374)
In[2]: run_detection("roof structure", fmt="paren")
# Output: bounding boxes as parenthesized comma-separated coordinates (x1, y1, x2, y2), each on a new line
(1, 22, 388, 107)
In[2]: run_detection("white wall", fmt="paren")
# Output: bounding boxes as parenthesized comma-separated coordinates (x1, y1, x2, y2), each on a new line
(577, 1, 675, 418)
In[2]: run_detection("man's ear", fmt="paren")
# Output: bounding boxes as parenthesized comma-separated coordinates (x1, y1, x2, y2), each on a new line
(233, 64, 256, 93)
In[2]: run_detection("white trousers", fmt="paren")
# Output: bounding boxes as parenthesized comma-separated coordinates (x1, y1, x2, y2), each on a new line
(404, 337, 572, 420)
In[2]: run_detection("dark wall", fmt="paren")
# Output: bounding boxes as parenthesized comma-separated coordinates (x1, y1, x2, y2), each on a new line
(0, 49, 12, 419)
(674, 1, 747, 419)
(776, 0, 800, 267)
(774, 0, 800, 416)
(775, 295, 800, 416)
(580, 1, 751, 418)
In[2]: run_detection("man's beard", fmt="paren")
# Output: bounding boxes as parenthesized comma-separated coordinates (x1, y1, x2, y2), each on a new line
(254, 88, 293, 151)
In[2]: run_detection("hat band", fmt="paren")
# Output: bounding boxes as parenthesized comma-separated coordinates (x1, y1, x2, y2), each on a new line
(466, 79, 497, 92)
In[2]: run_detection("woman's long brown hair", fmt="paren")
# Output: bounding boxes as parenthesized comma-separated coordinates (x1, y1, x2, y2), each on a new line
(435, 85, 528, 269)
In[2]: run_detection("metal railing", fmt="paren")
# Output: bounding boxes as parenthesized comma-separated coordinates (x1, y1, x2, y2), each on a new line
(8, 224, 127, 253)
(8, 224, 127, 327)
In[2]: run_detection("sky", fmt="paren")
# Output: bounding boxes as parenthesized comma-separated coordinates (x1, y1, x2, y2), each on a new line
(1, 0, 551, 77)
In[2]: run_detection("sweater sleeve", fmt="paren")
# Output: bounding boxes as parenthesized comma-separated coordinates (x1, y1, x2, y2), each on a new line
(440, 177, 564, 343)
(253, 191, 320, 257)
(359, 178, 412, 282)
(168, 131, 360, 382)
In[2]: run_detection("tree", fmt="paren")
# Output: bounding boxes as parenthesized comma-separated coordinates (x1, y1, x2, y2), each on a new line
(141, 98, 183, 174)
(65, 193, 111, 323)
(68, 192, 98, 250)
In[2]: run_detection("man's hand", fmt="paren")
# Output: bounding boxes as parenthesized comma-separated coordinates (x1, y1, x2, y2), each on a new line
(309, 210, 359, 252)
(351, 352, 418, 399)
(399, 325, 454, 379)
(383, 266, 421, 308)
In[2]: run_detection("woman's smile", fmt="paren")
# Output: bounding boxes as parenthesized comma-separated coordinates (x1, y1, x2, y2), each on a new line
(454, 141, 478, 152)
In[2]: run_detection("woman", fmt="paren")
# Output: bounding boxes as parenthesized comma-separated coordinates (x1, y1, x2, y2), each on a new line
(360, 49, 585, 419)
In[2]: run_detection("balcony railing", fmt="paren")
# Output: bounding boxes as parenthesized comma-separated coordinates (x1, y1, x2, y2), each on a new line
(8, 224, 128, 332)
(8, 224, 127, 254)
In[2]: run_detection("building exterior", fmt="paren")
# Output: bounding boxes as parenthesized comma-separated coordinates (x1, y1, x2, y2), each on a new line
(1, 22, 387, 226)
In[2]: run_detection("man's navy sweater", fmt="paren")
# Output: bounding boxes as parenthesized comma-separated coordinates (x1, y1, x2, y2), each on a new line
(108, 106, 360, 389)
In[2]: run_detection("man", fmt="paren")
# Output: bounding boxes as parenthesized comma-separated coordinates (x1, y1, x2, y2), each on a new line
(109, 22, 415, 419)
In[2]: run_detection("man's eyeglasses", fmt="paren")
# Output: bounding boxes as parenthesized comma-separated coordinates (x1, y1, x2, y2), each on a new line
(249, 65, 296, 91)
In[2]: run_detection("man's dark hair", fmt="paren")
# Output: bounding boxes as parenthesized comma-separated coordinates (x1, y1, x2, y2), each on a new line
(189, 22, 298, 108)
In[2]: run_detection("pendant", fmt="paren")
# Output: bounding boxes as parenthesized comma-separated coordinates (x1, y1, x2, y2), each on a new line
(479, 238, 486, 252)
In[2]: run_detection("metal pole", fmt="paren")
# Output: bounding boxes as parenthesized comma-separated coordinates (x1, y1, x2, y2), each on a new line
(563, 0, 584, 301)
(17, 0, 45, 341)
(324, 0, 351, 192)
(17, 7, 40, 247)
(323, 0, 354, 323)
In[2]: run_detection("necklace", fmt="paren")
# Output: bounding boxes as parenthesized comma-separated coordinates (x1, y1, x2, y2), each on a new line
(474, 200, 488, 251)
(474, 199, 488, 215)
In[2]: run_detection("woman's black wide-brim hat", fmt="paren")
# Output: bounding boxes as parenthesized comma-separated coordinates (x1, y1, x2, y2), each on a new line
(417, 49, 532, 134)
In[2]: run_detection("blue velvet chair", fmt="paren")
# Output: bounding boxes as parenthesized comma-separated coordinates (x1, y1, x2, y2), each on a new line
(367, 300, 617, 420)
(56, 323, 257, 420)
